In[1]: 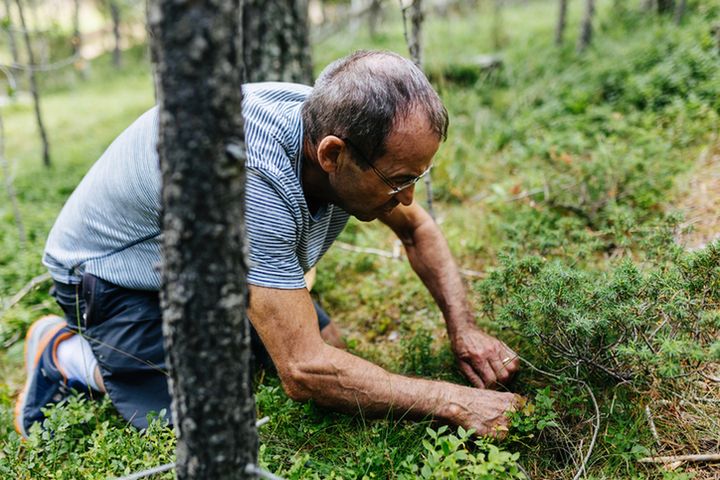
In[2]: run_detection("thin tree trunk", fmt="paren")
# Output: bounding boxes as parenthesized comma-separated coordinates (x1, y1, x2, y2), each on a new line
(576, 0, 595, 53)
(657, 0, 674, 14)
(149, 0, 257, 476)
(242, 0, 313, 84)
(555, 0, 568, 46)
(491, 0, 503, 50)
(2, 0, 20, 64)
(674, 0, 686, 24)
(15, 0, 50, 167)
(400, 0, 434, 219)
(72, 0, 81, 55)
(110, 0, 121, 68)
(0, 111, 26, 247)
(369, 0, 382, 38)
(642, 0, 655, 11)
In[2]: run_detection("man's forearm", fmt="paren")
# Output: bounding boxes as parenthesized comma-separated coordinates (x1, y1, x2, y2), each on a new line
(282, 343, 512, 433)
(399, 215, 473, 338)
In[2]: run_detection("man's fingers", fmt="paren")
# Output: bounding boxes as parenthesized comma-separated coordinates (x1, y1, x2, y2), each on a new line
(471, 357, 497, 389)
(459, 361, 485, 389)
(489, 356, 511, 384)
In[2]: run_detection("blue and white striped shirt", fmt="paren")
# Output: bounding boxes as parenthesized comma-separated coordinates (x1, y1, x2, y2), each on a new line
(43, 83, 350, 290)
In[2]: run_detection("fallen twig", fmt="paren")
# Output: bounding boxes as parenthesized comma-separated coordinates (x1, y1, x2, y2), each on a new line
(0, 272, 52, 318)
(638, 453, 720, 464)
(645, 405, 661, 446)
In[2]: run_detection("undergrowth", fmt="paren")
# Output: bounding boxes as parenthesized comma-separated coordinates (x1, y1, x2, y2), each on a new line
(1, 1, 719, 478)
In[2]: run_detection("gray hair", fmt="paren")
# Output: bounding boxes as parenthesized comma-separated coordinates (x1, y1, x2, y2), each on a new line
(301, 50, 448, 167)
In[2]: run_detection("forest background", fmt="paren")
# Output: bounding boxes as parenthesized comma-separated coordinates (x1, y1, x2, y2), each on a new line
(0, 0, 719, 478)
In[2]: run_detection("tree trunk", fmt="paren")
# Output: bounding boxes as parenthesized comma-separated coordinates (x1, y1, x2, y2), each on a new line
(241, 0, 313, 85)
(368, 0, 382, 38)
(0, 111, 26, 247)
(657, 0, 674, 14)
(110, 0, 121, 68)
(2, 0, 20, 65)
(576, 0, 595, 53)
(555, 0, 568, 46)
(15, 0, 50, 167)
(491, 0, 503, 50)
(72, 0, 81, 56)
(149, 0, 257, 476)
(674, 0, 686, 24)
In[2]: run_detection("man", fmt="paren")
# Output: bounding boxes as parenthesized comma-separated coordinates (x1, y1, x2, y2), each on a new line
(15, 50, 520, 439)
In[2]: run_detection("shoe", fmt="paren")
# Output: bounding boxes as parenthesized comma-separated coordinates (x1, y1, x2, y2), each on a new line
(14, 315, 75, 439)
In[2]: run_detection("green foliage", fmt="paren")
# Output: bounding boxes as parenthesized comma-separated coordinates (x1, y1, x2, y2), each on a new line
(478, 242, 720, 386)
(0, 395, 175, 479)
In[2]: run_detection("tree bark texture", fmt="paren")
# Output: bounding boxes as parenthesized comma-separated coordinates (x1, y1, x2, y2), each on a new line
(149, 0, 257, 476)
(0, 110, 26, 247)
(242, 0, 313, 85)
(2, 0, 20, 64)
(110, 0, 121, 67)
(555, 0, 568, 46)
(15, 0, 50, 167)
(72, 0, 81, 56)
(405, 0, 423, 68)
(576, 0, 595, 53)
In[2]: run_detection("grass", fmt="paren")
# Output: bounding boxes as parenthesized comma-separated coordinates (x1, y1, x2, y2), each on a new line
(1, 0, 719, 478)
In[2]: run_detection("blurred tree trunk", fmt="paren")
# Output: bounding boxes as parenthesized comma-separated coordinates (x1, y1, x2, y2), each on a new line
(109, 0, 121, 67)
(72, 0, 81, 56)
(149, 0, 257, 476)
(2, 0, 20, 64)
(555, 0, 568, 46)
(674, 0, 686, 23)
(368, 0, 382, 38)
(657, 0, 674, 14)
(242, 0, 313, 84)
(15, 0, 50, 167)
(642, 0, 655, 11)
(576, 0, 594, 53)
(405, 0, 423, 69)
(0, 111, 26, 247)
(491, 0, 504, 50)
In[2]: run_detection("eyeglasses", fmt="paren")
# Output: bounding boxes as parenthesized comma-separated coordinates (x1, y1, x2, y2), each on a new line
(342, 137, 432, 196)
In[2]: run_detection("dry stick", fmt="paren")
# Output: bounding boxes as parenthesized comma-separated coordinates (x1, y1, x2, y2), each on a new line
(517, 356, 601, 480)
(644, 405, 661, 447)
(333, 241, 486, 278)
(0, 109, 26, 247)
(14, 0, 50, 167)
(0, 272, 51, 318)
(638, 453, 720, 464)
(399, 0, 436, 220)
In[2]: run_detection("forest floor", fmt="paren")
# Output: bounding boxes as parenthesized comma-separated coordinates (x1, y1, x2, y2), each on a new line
(1, 1, 719, 479)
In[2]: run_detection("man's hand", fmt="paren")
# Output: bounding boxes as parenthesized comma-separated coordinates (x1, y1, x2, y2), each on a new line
(451, 325, 520, 389)
(442, 388, 521, 438)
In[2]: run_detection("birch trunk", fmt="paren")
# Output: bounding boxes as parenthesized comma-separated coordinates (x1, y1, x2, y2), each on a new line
(576, 0, 595, 53)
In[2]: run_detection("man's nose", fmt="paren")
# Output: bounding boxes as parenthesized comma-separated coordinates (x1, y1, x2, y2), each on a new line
(396, 185, 415, 206)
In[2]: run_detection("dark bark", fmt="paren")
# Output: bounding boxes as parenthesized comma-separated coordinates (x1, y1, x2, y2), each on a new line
(149, 0, 257, 476)
(2, 0, 20, 64)
(674, 0, 686, 24)
(368, 0, 382, 38)
(0, 110, 26, 247)
(110, 0, 121, 67)
(15, 0, 50, 166)
(241, 0, 313, 85)
(555, 0, 568, 46)
(404, 0, 423, 69)
(657, 0, 674, 14)
(576, 0, 595, 53)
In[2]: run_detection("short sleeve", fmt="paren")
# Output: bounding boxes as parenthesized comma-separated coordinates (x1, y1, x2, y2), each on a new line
(245, 169, 306, 289)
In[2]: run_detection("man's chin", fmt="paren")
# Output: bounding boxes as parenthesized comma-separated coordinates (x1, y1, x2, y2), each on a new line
(352, 211, 378, 222)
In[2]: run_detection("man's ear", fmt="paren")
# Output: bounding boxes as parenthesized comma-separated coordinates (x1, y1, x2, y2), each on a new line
(316, 136, 345, 173)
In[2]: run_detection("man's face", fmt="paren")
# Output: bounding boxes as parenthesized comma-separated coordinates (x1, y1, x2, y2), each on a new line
(330, 112, 441, 222)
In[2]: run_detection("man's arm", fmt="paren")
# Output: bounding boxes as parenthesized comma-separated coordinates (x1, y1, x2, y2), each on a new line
(379, 203, 520, 388)
(248, 285, 517, 436)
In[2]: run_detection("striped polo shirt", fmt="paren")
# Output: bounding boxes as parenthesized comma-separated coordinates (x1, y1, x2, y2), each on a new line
(43, 83, 350, 290)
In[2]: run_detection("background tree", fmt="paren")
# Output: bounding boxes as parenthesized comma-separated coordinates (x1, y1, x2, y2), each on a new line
(241, 0, 313, 84)
(576, 0, 595, 53)
(657, 0, 674, 14)
(149, 0, 257, 477)
(555, 0, 568, 46)
(109, 0, 121, 67)
(674, 0, 686, 23)
(2, 0, 20, 65)
(14, 0, 50, 166)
